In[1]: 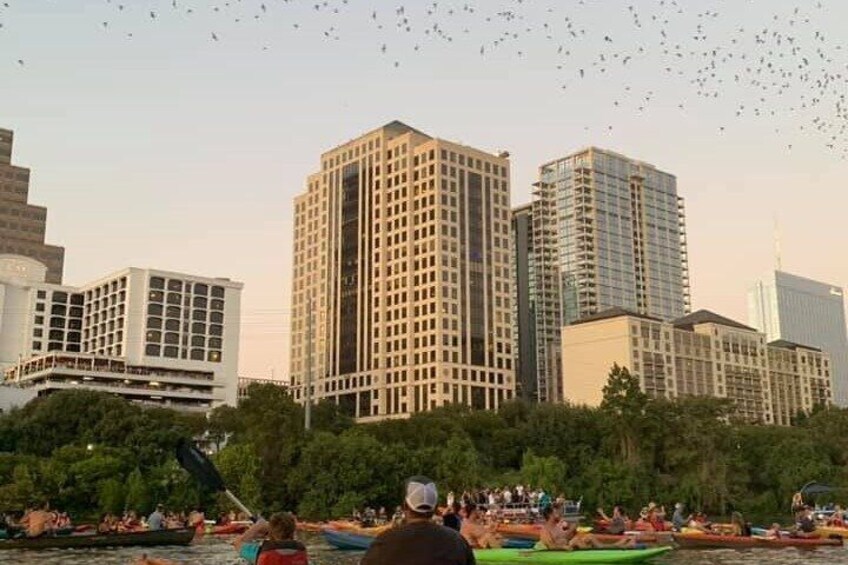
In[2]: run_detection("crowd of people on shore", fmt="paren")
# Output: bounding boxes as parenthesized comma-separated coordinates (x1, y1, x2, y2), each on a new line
(446, 485, 569, 512)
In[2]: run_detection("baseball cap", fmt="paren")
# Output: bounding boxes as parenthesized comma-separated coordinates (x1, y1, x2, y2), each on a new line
(405, 476, 438, 513)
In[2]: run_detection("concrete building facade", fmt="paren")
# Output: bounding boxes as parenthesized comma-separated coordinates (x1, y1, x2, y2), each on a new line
(0, 256, 243, 408)
(749, 270, 848, 407)
(289, 121, 515, 420)
(561, 308, 832, 425)
(0, 128, 65, 283)
(517, 147, 690, 402)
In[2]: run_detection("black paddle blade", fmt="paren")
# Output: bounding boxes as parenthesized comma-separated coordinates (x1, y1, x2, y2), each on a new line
(175, 439, 226, 493)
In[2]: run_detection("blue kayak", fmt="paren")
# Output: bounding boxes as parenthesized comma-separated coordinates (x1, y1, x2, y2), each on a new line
(322, 528, 536, 551)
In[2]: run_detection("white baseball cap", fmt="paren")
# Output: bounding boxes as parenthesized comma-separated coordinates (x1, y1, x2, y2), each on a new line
(405, 476, 438, 513)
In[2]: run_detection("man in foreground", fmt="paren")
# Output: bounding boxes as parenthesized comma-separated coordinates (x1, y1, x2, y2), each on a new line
(361, 476, 476, 565)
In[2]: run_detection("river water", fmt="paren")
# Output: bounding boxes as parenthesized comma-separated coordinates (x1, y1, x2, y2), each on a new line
(2, 533, 847, 564)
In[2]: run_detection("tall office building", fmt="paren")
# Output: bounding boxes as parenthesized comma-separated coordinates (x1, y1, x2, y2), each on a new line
(0, 128, 65, 283)
(1, 256, 243, 409)
(749, 270, 848, 407)
(521, 147, 691, 401)
(289, 121, 515, 420)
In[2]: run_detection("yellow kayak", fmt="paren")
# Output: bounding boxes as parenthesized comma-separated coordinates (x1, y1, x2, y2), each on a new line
(816, 526, 848, 538)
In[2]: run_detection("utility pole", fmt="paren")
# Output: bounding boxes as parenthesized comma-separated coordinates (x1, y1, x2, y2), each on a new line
(304, 292, 313, 431)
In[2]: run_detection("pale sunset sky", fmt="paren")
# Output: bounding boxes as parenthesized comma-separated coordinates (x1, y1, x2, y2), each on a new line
(3, 0, 847, 380)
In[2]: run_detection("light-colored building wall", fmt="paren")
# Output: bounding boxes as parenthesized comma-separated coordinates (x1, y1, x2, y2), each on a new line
(0, 258, 243, 408)
(290, 121, 515, 420)
(562, 309, 832, 424)
(561, 315, 633, 406)
(0, 255, 82, 372)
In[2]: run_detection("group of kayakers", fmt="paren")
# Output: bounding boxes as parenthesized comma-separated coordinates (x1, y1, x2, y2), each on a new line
(1, 502, 72, 538)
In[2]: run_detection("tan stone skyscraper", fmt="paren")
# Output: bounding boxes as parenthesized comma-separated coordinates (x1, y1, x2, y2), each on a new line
(289, 121, 515, 420)
(0, 128, 65, 283)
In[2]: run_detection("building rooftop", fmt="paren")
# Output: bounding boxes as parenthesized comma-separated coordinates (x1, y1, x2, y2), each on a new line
(672, 309, 757, 332)
(570, 307, 662, 326)
(769, 339, 823, 352)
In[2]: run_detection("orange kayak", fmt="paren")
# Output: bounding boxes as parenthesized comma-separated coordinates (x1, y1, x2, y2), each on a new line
(495, 524, 542, 540)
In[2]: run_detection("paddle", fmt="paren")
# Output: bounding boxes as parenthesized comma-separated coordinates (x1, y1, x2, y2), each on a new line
(175, 439, 254, 519)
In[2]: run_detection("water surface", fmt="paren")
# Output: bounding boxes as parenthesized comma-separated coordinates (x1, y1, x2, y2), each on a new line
(3, 533, 847, 564)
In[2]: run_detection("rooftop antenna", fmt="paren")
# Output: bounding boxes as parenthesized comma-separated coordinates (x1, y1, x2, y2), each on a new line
(773, 214, 782, 272)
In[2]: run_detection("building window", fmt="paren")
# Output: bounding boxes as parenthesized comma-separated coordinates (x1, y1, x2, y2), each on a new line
(150, 277, 165, 289)
(148, 304, 164, 316)
(211, 286, 225, 298)
(210, 311, 224, 324)
(149, 291, 164, 302)
(145, 344, 161, 356)
(194, 284, 208, 295)
(146, 330, 162, 342)
(163, 346, 179, 358)
(208, 351, 221, 362)
(36, 303, 45, 312)
(165, 319, 180, 331)
(147, 317, 163, 329)
(167, 279, 183, 291)
(32, 341, 41, 351)
(190, 349, 205, 360)
(164, 332, 179, 345)
(37, 290, 46, 299)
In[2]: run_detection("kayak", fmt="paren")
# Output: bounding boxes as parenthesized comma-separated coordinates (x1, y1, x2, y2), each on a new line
(674, 532, 843, 549)
(196, 522, 249, 535)
(323, 528, 372, 550)
(497, 524, 541, 540)
(326, 521, 392, 536)
(0, 528, 195, 550)
(296, 521, 326, 533)
(475, 547, 673, 563)
(815, 526, 848, 538)
(322, 527, 535, 551)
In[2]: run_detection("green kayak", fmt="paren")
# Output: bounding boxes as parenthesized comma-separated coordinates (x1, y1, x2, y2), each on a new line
(474, 546, 672, 564)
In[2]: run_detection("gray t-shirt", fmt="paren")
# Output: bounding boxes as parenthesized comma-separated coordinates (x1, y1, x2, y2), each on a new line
(147, 511, 164, 530)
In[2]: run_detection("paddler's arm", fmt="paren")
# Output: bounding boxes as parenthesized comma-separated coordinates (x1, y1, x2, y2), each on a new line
(233, 518, 268, 552)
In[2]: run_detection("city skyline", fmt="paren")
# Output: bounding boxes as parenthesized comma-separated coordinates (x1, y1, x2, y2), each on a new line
(4, 1, 848, 381)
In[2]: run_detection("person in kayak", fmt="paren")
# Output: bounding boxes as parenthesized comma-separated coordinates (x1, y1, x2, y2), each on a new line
(827, 505, 845, 527)
(596, 506, 627, 535)
(539, 506, 635, 551)
(361, 475, 476, 565)
(460, 503, 502, 549)
(20, 502, 54, 538)
(671, 503, 689, 531)
(235, 512, 308, 565)
(794, 506, 818, 538)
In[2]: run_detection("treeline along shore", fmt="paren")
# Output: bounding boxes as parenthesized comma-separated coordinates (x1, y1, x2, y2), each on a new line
(1, 366, 845, 523)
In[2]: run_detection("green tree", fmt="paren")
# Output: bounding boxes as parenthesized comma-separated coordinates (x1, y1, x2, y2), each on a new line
(98, 478, 125, 514)
(518, 451, 566, 495)
(600, 364, 648, 466)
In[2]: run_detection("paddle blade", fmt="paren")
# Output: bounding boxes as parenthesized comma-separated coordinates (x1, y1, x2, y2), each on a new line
(175, 439, 226, 493)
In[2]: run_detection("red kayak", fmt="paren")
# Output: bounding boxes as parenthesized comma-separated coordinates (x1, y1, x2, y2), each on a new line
(195, 523, 249, 536)
(675, 533, 843, 549)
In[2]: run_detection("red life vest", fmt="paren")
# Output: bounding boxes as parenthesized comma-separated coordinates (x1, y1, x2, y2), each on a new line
(257, 540, 309, 565)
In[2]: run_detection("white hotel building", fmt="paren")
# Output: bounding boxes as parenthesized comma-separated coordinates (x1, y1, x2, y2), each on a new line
(0, 255, 242, 410)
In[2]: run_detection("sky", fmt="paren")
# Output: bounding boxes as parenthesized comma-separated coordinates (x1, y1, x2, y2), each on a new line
(3, 0, 848, 381)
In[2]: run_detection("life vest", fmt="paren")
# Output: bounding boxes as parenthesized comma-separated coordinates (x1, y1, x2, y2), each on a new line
(257, 540, 309, 565)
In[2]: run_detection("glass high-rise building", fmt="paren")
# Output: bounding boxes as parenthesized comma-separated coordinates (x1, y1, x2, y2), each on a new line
(520, 147, 690, 401)
(289, 122, 515, 420)
(749, 270, 848, 407)
(0, 128, 65, 284)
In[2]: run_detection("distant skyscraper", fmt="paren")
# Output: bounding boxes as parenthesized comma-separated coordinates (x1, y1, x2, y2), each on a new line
(749, 270, 848, 407)
(519, 147, 690, 402)
(289, 121, 515, 420)
(0, 128, 65, 284)
(511, 204, 538, 401)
